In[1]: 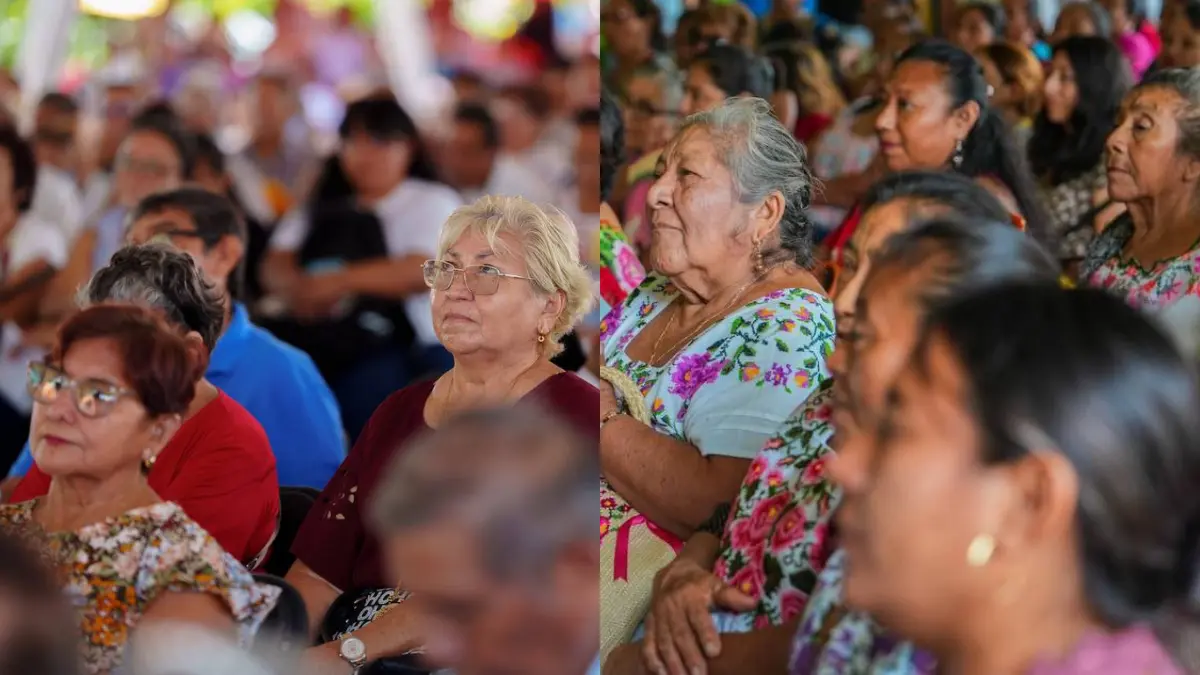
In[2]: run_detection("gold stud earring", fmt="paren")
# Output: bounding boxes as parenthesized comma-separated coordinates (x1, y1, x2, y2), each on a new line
(966, 533, 996, 567)
(537, 333, 546, 344)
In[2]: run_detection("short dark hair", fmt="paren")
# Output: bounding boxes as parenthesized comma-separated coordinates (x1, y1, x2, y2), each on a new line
(191, 132, 226, 175)
(125, 113, 197, 179)
(0, 126, 37, 213)
(371, 406, 598, 582)
(340, 95, 438, 182)
(453, 103, 500, 149)
(82, 244, 225, 353)
(498, 84, 552, 120)
(37, 92, 78, 115)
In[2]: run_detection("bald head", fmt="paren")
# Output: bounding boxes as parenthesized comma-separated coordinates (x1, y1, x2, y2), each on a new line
(370, 406, 598, 581)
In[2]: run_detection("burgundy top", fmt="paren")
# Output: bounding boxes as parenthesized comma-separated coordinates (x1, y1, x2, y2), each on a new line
(291, 372, 598, 591)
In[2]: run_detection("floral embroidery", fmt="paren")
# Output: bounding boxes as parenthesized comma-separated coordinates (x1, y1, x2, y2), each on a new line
(713, 384, 839, 627)
(0, 501, 279, 675)
(1083, 214, 1200, 309)
(598, 217, 647, 316)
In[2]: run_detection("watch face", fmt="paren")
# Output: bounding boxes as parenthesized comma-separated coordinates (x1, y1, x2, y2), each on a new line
(341, 637, 366, 661)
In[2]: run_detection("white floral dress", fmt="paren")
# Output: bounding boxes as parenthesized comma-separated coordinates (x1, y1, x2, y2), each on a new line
(1082, 214, 1200, 309)
(601, 274, 836, 460)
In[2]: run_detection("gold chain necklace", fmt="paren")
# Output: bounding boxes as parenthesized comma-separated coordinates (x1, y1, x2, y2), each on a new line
(648, 276, 761, 365)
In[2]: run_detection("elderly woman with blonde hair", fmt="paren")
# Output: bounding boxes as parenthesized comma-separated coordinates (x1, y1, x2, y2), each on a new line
(285, 194, 598, 673)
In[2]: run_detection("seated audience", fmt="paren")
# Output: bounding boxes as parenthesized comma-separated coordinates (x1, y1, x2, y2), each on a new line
(8, 245, 279, 565)
(371, 406, 599, 675)
(0, 304, 279, 675)
(441, 103, 555, 204)
(1158, 0, 1200, 69)
(29, 93, 84, 241)
(974, 42, 1043, 150)
(1083, 68, 1200, 308)
(819, 284, 1200, 674)
(284, 195, 596, 673)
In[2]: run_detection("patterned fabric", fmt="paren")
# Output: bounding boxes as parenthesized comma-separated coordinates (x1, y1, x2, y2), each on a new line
(713, 382, 839, 629)
(789, 549, 935, 675)
(600, 274, 836, 460)
(1039, 164, 1106, 262)
(598, 215, 647, 317)
(1026, 626, 1183, 675)
(623, 149, 663, 254)
(1082, 214, 1200, 310)
(0, 500, 279, 675)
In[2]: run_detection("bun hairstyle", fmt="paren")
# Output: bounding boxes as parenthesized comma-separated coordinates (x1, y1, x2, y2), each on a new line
(690, 42, 776, 101)
(916, 284, 1200, 671)
(52, 304, 208, 418)
(893, 40, 1051, 247)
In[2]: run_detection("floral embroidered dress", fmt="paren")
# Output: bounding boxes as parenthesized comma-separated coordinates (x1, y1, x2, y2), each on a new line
(1082, 214, 1200, 309)
(598, 215, 646, 318)
(711, 381, 840, 631)
(0, 501, 279, 675)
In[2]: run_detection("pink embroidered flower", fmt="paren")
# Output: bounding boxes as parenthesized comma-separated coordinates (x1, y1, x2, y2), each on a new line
(779, 318, 796, 333)
(616, 247, 645, 290)
(747, 455, 769, 481)
(801, 457, 827, 484)
(670, 353, 724, 400)
(747, 493, 791, 541)
(769, 507, 807, 553)
(765, 470, 785, 488)
(726, 518, 758, 552)
(600, 516, 610, 538)
(777, 588, 810, 623)
(728, 559, 767, 600)
(794, 307, 812, 322)
(761, 434, 784, 451)
(601, 496, 617, 509)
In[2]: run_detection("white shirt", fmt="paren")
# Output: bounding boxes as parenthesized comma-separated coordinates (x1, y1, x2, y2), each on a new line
(459, 155, 557, 206)
(30, 167, 83, 240)
(270, 178, 463, 345)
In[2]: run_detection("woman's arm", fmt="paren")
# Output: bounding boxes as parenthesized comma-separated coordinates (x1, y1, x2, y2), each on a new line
(304, 601, 424, 673)
(260, 249, 304, 296)
(284, 561, 342, 640)
(140, 591, 237, 637)
(601, 415, 749, 538)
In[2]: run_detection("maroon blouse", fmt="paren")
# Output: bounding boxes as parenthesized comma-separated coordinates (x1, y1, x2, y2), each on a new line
(291, 372, 598, 591)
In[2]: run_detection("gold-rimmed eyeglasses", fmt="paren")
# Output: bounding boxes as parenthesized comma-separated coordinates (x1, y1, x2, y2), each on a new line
(26, 362, 136, 419)
(421, 260, 532, 296)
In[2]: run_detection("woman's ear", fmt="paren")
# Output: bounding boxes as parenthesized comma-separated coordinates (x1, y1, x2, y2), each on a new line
(540, 289, 567, 336)
(149, 414, 183, 453)
(992, 449, 1080, 557)
(209, 234, 245, 285)
(954, 100, 982, 136)
(1182, 154, 1200, 184)
(752, 190, 786, 243)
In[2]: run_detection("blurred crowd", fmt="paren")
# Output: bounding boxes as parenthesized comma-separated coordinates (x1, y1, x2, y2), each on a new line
(597, 0, 1200, 674)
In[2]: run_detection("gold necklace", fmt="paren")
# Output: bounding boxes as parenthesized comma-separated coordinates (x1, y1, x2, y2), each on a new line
(648, 276, 761, 365)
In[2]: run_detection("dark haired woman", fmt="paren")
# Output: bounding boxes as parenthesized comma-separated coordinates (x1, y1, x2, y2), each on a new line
(1001, 0, 1052, 60)
(259, 94, 462, 439)
(602, 0, 673, 98)
(0, 304, 278, 674)
(1030, 37, 1131, 272)
(954, 1, 1006, 53)
(823, 283, 1197, 674)
(610, 172, 1058, 675)
(1097, 0, 1158, 78)
(1159, 0, 1200, 69)
(822, 40, 1050, 284)
(975, 41, 1044, 150)
(598, 91, 645, 318)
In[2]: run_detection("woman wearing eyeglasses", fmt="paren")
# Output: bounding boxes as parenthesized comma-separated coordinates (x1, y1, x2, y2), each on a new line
(0, 304, 279, 675)
(284, 194, 597, 675)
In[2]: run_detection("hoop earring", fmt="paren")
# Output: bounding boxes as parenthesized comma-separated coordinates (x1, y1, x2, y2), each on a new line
(966, 533, 996, 567)
(952, 138, 965, 169)
(752, 239, 765, 276)
(537, 333, 546, 344)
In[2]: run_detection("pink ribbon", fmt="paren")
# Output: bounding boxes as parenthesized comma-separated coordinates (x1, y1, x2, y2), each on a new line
(613, 515, 684, 581)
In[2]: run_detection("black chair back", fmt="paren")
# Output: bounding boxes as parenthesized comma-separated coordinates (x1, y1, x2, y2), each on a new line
(263, 487, 320, 577)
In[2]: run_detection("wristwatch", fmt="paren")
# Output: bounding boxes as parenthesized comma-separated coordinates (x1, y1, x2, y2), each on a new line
(339, 636, 368, 674)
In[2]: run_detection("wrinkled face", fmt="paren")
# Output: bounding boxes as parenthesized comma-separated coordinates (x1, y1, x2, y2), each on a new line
(443, 121, 496, 190)
(1042, 52, 1080, 126)
(385, 527, 589, 675)
(113, 130, 184, 209)
(339, 131, 410, 200)
(830, 328, 1001, 645)
(624, 75, 679, 154)
(1051, 4, 1099, 43)
(1106, 86, 1193, 203)
(875, 60, 975, 172)
(954, 8, 996, 54)
(681, 65, 728, 118)
(29, 338, 164, 480)
(431, 230, 559, 358)
(645, 126, 756, 278)
(1160, 12, 1200, 70)
(601, 0, 651, 58)
(125, 209, 239, 295)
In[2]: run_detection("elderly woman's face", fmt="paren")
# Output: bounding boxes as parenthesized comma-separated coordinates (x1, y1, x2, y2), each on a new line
(432, 230, 559, 357)
(29, 339, 164, 479)
(875, 60, 977, 172)
(831, 329, 1002, 644)
(625, 75, 679, 155)
(645, 126, 757, 279)
(1106, 87, 1193, 203)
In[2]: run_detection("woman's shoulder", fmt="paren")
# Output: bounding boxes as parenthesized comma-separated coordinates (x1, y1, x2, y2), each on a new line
(530, 372, 599, 437)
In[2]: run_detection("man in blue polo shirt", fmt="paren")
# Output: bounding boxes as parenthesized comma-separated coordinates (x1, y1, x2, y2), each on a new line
(7, 187, 345, 489)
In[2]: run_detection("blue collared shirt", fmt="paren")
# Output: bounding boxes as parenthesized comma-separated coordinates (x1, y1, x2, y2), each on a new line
(10, 303, 345, 489)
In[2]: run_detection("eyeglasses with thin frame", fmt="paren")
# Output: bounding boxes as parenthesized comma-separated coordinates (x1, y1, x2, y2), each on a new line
(421, 260, 532, 295)
(27, 362, 136, 419)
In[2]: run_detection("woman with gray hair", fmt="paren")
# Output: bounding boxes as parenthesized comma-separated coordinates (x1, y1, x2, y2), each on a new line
(599, 97, 834, 655)
(285, 195, 597, 674)
(1083, 68, 1200, 309)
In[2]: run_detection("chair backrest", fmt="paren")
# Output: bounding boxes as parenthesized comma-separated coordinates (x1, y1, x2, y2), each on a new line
(253, 573, 310, 652)
(262, 487, 320, 577)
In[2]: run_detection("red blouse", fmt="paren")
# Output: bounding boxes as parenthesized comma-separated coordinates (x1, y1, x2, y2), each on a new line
(11, 392, 280, 565)
(291, 372, 598, 591)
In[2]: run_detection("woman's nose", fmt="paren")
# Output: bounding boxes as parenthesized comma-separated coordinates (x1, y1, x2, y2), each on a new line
(1106, 126, 1126, 158)
(874, 101, 895, 132)
(647, 173, 673, 210)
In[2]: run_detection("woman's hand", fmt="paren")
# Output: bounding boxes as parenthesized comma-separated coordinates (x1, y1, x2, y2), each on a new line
(641, 557, 756, 675)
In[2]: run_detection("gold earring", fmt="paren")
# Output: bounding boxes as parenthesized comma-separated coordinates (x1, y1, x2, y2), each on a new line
(966, 534, 996, 567)
(537, 333, 546, 344)
(752, 240, 765, 276)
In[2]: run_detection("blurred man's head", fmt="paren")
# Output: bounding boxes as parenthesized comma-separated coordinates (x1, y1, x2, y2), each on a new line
(372, 407, 599, 675)
(0, 533, 79, 675)
(444, 104, 500, 190)
(493, 85, 552, 153)
(125, 187, 246, 302)
(33, 93, 79, 171)
(253, 72, 298, 139)
(99, 83, 144, 167)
